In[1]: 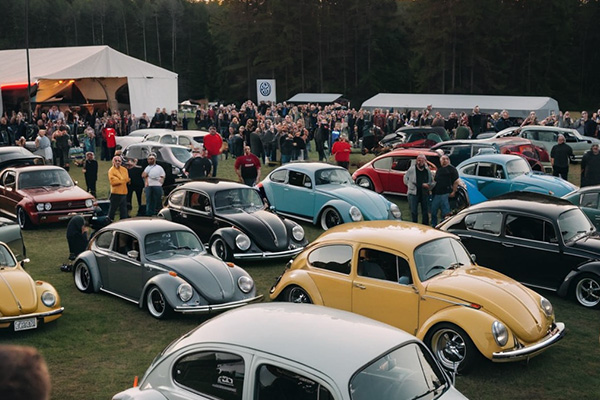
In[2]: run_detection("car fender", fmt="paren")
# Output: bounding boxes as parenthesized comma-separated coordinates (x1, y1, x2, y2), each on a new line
(417, 305, 500, 360)
(315, 200, 354, 225)
(521, 186, 551, 195)
(112, 387, 168, 400)
(157, 208, 171, 220)
(74, 251, 102, 292)
(270, 270, 324, 305)
(210, 228, 240, 250)
(461, 179, 487, 205)
(355, 172, 383, 193)
(557, 262, 600, 297)
(139, 273, 188, 310)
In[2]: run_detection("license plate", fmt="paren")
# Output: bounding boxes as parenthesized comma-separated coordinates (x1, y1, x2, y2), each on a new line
(14, 318, 38, 331)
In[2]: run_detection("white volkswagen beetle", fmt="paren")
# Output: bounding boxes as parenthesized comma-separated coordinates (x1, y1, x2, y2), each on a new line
(113, 303, 468, 400)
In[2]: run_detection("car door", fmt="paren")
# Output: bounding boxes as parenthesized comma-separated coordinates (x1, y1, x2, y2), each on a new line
(351, 247, 419, 335)
(386, 156, 413, 194)
(106, 231, 144, 299)
(181, 190, 215, 243)
(579, 191, 600, 230)
(370, 155, 393, 192)
(265, 169, 288, 208)
(472, 162, 508, 198)
(453, 211, 506, 270)
(305, 244, 353, 311)
(0, 170, 18, 217)
(281, 171, 316, 218)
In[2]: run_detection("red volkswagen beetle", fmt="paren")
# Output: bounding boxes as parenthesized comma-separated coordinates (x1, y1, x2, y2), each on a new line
(0, 165, 96, 229)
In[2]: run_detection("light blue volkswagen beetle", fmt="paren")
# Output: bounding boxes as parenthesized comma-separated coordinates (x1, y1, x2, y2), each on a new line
(257, 163, 401, 229)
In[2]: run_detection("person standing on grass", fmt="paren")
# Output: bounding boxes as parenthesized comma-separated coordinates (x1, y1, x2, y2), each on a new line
(550, 134, 573, 180)
(331, 134, 352, 169)
(203, 125, 223, 176)
(82, 151, 98, 197)
(235, 146, 261, 186)
(430, 154, 459, 227)
(581, 144, 600, 187)
(142, 153, 165, 216)
(107, 156, 130, 221)
(183, 147, 212, 179)
(404, 154, 433, 225)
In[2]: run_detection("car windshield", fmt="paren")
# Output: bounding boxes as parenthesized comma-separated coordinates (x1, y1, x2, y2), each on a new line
(350, 342, 448, 400)
(0, 245, 16, 268)
(144, 230, 204, 257)
(214, 188, 264, 212)
(558, 209, 595, 243)
(171, 147, 192, 163)
(414, 237, 473, 281)
(315, 168, 353, 185)
(505, 158, 531, 179)
(19, 169, 74, 189)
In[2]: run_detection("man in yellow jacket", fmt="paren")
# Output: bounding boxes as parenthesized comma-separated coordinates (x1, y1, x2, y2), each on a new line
(108, 156, 130, 221)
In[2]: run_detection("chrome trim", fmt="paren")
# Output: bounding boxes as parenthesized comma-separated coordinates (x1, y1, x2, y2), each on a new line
(492, 322, 565, 361)
(100, 288, 139, 304)
(0, 307, 64, 322)
(233, 247, 304, 260)
(421, 295, 475, 308)
(273, 211, 313, 223)
(174, 295, 263, 314)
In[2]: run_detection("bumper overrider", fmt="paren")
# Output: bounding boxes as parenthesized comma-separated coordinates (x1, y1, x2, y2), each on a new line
(174, 295, 263, 314)
(0, 307, 65, 323)
(233, 247, 304, 260)
(492, 322, 566, 361)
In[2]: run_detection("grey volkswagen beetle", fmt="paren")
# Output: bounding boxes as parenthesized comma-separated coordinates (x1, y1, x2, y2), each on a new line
(72, 218, 262, 319)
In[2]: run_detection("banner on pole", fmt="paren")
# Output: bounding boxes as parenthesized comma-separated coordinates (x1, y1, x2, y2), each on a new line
(256, 79, 276, 103)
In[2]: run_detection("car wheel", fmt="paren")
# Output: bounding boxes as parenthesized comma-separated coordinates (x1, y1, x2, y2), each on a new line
(284, 286, 312, 304)
(426, 323, 478, 373)
(146, 286, 173, 319)
(356, 176, 374, 191)
(17, 207, 32, 230)
(574, 273, 600, 308)
(210, 236, 232, 261)
(320, 207, 343, 230)
(73, 261, 94, 293)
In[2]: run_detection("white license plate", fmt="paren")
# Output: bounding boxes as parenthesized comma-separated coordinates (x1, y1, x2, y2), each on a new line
(14, 318, 38, 331)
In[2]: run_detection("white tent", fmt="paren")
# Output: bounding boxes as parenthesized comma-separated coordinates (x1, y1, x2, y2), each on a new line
(287, 93, 343, 104)
(360, 93, 559, 119)
(0, 45, 178, 117)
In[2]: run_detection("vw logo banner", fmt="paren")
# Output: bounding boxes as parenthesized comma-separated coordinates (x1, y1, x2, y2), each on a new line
(256, 79, 276, 103)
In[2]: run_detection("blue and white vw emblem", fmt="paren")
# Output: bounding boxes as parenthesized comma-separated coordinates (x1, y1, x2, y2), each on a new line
(259, 82, 272, 96)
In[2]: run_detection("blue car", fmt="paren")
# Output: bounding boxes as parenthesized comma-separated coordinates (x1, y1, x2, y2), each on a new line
(457, 154, 577, 203)
(257, 163, 402, 229)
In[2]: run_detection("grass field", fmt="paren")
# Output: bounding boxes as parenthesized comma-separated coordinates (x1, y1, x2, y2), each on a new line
(1, 149, 599, 400)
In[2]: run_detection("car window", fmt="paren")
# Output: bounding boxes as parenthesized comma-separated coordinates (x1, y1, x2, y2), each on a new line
(391, 157, 412, 172)
(114, 232, 139, 258)
(505, 158, 531, 178)
(173, 351, 244, 400)
(171, 147, 193, 163)
(315, 168, 352, 185)
(124, 146, 143, 160)
(94, 230, 113, 249)
(414, 238, 473, 281)
(168, 190, 185, 207)
(3, 171, 15, 188)
(308, 244, 352, 274)
(465, 212, 502, 235)
(476, 163, 495, 178)
(214, 188, 263, 212)
(289, 171, 312, 188)
(145, 230, 204, 256)
(350, 342, 448, 400)
(256, 364, 333, 400)
(505, 215, 556, 242)
(270, 169, 287, 183)
(179, 136, 192, 146)
(558, 208, 595, 243)
(357, 248, 412, 285)
(536, 130, 557, 142)
(0, 244, 16, 267)
(373, 156, 392, 170)
(459, 162, 477, 176)
(146, 135, 159, 142)
(186, 191, 211, 213)
(160, 135, 177, 145)
(581, 192, 599, 209)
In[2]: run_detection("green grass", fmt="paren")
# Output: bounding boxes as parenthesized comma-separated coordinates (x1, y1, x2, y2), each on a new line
(0, 150, 599, 400)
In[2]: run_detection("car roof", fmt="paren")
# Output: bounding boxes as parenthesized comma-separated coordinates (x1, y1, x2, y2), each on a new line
(175, 179, 255, 194)
(382, 148, 440, 157)
(100, 217, 194, 236)
(273, 162, 346, 173)
(10, 165, 67, 173)
(431, 140, 495, 148)
(459, 192, 577, 218)
(458, 153, 522, 164)
(166, 303, 419, 383)
(125, 141, 190, 150)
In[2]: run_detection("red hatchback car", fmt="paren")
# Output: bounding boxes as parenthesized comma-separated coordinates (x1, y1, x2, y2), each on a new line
(0, 165, 96, 229)
(352, 149, 441, 195)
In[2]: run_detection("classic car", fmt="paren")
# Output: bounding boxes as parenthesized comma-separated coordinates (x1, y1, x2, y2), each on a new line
(0, 146, 44, 170)
(562, 185, 600, 230)
(113, 303, 468, 400)
(122, 141, 192, 179)
(115, 128, 156, 149)
(257, 162, 401, 230)
(270, 221, 565, 371)
(158, 180, 308, 261)
(457, 154, 577, 201)
(477, 137, 551, 173)
(379, 126, 449, 150)
(429, 140, 498, 166)
(72, 218, 262, 318)
(0, 165, 96, 229)
(483, 125, 600, 161)
(0, 241, 63, 331)
(438, 192, 600, 309)
(143, 129, 208, 149)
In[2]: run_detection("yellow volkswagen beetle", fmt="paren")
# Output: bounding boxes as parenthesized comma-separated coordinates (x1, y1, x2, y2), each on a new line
(270, 221, 565, 372)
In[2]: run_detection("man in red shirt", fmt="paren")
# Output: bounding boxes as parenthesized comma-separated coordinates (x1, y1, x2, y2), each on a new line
(331, 134, 352, 169)
(203, 125, 223, 177)
(234, 146, 261, 186)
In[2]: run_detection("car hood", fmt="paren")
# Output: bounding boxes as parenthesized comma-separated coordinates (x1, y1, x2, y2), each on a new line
(513, 174, 577, 196)
(218, 209, 290, 251)
(155, 254, 238, 303)
(569, 234, 600, 255)
(19, 186, 92, 202)
(316, 184, 390, 219)
(0, 268, 37, 315)
(425, 266, 551, 341)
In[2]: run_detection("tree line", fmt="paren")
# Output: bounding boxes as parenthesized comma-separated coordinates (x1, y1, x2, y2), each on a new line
(2, 0, 600, 110)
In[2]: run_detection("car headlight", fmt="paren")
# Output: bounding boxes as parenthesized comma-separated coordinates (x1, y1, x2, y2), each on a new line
(172, 166, 181, 175)
(85, 199, 94, 208)
(540, 296, 553, 317)
(291, 225, 304, 241)
(235, 234, 251, 251)
(41, 291, 56, 307)
(44, 203, 52, 211)
(238, 275, 254, 293)
(349, 206, 363, 222)
(390, 203, 401, 219)
(177, 283, 193, 302)
(36, 203, 44, 212)
(492, 320, 508, 346)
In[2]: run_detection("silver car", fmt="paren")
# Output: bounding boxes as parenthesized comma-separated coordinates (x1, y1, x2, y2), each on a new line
(113, 303, 468, 400)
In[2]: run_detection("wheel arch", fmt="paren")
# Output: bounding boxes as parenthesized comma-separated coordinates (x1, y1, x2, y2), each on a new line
(355, 173, 383, 193)
(73, 251, 102, 292)
(139, 274, 187, 310)
(269, 270, 324, 305)
(315, 200, 353, 225)
(210, 228, 241, 251)
(558, 262, 600, 297)
(157, 208, 172, 220)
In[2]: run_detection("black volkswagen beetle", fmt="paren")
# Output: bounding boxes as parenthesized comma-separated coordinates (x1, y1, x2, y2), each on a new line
(159, 180, 308, 261)
(438, 192, 600, 308)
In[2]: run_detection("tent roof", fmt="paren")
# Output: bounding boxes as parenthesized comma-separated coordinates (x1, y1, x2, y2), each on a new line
(0, 45, 177, 85)
(287, 93, 343, 103)
(360, 93, 559, 118)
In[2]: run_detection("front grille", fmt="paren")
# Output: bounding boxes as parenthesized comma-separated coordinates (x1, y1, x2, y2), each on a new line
(49, 200, 88, 211)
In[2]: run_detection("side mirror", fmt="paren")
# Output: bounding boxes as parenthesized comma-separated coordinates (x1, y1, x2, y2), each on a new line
(127, 250, 139, 260)
(470, 253, 477, 263)
(269, 205, 276, 212)
(304, 182, 311, 188)
(22, 258, 30, 264)
(74, 180, 78, 185)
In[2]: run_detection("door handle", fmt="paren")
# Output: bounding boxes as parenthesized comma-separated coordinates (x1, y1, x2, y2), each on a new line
(353, 282, 366, 290)
(181, 214, 187, 218)
(501, 242, 514, 248)
(109, 257, 117, 262)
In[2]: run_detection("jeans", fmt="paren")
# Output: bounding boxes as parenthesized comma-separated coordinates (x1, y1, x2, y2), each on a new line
(408, 192, 429, 225)
(210, 155, 219, 177)
(430, 193, 450, 227)
(145, 186, 163, 216)
(108, 193, 128, 221)
(281, 154, 292, 164)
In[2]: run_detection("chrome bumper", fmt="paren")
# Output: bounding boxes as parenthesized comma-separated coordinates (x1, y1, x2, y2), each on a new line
(233, 247, 304, 260)
(174, 295, 263, 314)
(492, 322, 565, 361)
(0, 307, 64, 323)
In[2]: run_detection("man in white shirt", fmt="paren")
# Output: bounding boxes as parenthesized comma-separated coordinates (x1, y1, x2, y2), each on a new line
(142, 153, 165, 216)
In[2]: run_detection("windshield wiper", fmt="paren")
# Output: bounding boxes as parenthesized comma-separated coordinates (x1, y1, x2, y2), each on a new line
(448, 262, 463, 270)
(409, 384, 445, 400)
